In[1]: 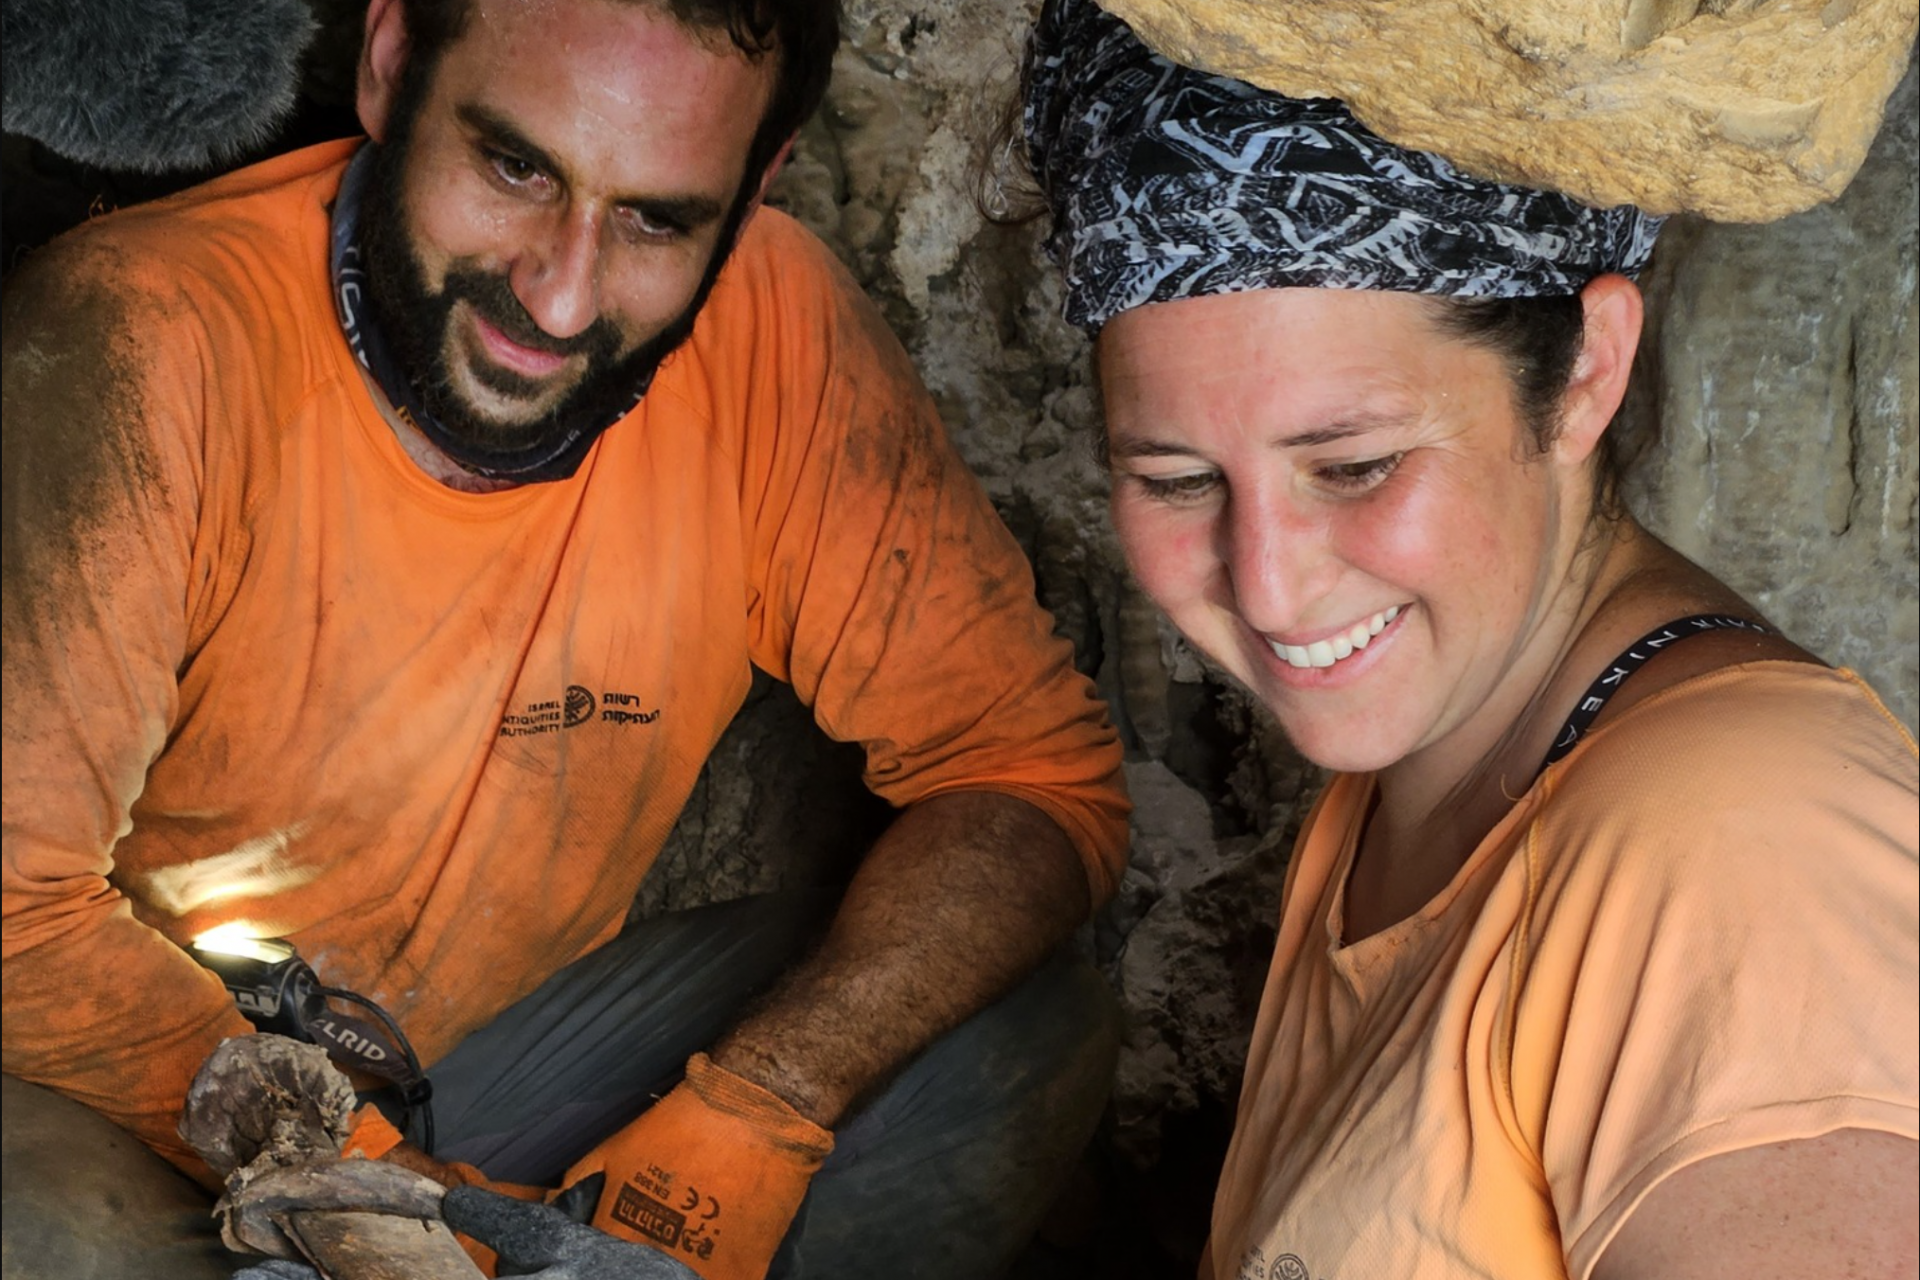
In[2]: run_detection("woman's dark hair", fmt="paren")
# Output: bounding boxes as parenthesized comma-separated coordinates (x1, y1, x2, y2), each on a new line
(1432, 295, 1583, 445)
(398, 0, 839, 190)
(1433, 295, 1630, 516)
(974, 77, 1634, 517)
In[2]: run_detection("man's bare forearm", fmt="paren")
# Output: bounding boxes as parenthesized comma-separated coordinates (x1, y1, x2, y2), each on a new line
(708, 789, 1094, 1128)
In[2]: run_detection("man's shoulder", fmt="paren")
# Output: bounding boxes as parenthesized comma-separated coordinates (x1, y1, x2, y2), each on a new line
(730, 205, 847, 273)
(142, 138, 358, 221)
(3, 141, 359, 470)
(673, 205, 923, 419)
(13, 140, 352, 316)
(709, 207, 873, 327)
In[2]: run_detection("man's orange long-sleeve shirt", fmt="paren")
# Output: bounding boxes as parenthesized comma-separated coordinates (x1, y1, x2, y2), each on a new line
(0, 141, 1129, 1170)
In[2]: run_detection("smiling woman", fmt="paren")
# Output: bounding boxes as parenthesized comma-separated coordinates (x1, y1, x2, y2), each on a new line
(1097, 283, 1633, 781)
(1018, 0, 1920, 1276)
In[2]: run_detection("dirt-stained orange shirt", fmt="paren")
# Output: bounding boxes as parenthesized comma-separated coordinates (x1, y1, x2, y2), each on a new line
(1208, 664, 1918, 1280)
(0, 141, 1128, 1171)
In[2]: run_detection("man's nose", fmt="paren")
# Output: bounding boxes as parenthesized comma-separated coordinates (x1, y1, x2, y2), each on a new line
(1219, 488, 1333, 637)
(509, 208, 602, 342)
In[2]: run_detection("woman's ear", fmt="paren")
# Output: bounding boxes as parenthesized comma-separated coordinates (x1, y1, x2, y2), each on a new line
(357, 0, 413, 144)
(1554, 273, 1644, 467)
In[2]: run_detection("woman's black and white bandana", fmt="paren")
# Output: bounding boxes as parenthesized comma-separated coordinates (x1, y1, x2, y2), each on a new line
(1022, 0, 1665, 332)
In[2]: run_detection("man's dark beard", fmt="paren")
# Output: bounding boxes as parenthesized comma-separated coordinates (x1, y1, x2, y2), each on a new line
(357, 83, 752, 464)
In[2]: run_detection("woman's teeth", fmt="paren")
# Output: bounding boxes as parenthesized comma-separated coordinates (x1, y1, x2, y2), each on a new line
(1269, 606, 1400, 670)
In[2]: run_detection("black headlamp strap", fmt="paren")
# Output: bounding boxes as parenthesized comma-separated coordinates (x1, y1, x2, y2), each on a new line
(328, 144, 648, 483)
(195, 937, 436, 1151)
(307, 1006, 415, 1085)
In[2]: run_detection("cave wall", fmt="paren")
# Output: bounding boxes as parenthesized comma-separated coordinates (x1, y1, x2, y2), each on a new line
(1623, 72, 1919, 710)
(2, 2, 1912, 1273)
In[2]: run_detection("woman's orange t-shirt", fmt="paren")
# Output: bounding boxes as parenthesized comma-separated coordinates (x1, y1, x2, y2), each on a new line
(1209, 664, 1917, 1279)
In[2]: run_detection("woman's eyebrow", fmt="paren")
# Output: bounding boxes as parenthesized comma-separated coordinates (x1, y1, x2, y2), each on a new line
(1108, 414, 1411, 458)
(1272, 412, 1414, 449)
(1106, 438, 1204, 460)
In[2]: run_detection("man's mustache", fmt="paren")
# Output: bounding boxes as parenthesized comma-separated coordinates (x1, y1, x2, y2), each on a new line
(443, 268, 619, 362)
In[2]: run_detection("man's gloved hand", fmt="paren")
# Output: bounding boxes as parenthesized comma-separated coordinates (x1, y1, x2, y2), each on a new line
(558, 1053, 832, 1280)
(444, 1184, 703, 1278)
(345, 1104, 546, 1202)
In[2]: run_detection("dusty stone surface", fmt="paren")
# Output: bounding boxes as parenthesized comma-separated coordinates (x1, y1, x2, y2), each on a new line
(1098, 762, 1287, 1163)
(1621, 61, 1919, 725)
(1, 3, 1913, 1275)
(1096, 0, 1917, 222)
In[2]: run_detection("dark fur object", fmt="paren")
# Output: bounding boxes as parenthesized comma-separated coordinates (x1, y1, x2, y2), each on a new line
(2, 0, 318, 172)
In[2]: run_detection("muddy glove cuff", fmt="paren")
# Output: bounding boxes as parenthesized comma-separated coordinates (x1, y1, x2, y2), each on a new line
(560, 1053, 833, 1280)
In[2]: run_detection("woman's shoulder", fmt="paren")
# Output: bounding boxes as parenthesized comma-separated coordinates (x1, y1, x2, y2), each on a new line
(1524, 662, 1916, 917)
(1506, 664, 1918, 1280)
(1561, 660, 1913, 783)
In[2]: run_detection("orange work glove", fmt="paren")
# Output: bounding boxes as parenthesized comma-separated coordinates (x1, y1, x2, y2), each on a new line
(342, 1103, 408, 1160)
(559, 1053, 834, 1280)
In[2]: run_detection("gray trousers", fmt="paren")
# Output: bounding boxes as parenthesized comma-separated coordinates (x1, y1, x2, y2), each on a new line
(2, 891, 1120, 1280)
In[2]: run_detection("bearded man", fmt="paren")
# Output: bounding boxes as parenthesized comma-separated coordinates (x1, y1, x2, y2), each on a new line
(0, 1, 1129, 1277)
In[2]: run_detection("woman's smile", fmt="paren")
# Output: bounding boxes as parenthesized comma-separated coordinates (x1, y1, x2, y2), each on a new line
(1262, 604, 1403, 670)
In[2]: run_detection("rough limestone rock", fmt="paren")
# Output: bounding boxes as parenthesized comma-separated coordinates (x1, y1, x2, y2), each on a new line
(1, 2, 1913, 1275)
(1095, 0, 1917, 221)
(1100, 762, 1290, 1164)
(1621, 61, 1919, 724)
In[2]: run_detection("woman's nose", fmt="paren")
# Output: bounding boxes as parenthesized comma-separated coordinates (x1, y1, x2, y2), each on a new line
(1220, 490, 1334, 638)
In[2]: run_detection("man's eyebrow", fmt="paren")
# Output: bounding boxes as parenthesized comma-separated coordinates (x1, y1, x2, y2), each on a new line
(455, 103, 727, 228)
(625, 191, 727, 229)
(458, 105, 564, 180)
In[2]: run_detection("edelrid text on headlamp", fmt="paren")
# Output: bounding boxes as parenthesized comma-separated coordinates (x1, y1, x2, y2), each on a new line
(191, 924, 437, 1153)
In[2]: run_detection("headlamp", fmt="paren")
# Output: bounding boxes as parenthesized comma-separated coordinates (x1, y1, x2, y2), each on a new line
(190, 925, 435, 1153)
(191, 926, 326, 1039)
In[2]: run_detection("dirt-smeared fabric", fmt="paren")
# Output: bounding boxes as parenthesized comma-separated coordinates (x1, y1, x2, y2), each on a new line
(0, 140, 1128, 1173)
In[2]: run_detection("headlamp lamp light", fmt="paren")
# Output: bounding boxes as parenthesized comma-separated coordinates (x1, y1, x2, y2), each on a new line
(189, 925, 435, 1152)
(191, 926, 325, 1039)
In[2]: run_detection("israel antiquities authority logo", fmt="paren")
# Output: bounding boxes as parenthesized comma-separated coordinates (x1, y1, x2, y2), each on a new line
(499, 685, 662, 739)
